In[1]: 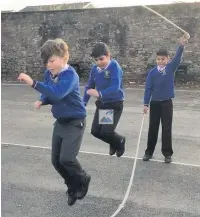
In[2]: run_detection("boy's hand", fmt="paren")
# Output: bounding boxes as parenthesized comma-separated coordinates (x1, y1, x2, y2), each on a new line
(87, 89, 99, 97)
(143, 105, 149, 114)
(183, 32, 190, 40)
(18, 73, 33, 86)
(34, 101, 43, 109)
(179, 33, 190, 46)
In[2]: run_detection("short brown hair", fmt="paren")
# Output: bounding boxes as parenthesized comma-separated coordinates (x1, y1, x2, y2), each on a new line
(41, 38, 69, 64)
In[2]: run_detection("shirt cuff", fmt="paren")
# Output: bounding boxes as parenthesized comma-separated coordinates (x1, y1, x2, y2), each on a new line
(98, 91, 102, 99)
(31, 80, 38, 88)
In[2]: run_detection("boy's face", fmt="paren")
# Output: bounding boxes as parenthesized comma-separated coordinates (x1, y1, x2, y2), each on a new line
(156, 55, 170, 67)
(46, 55, 66, 75)
(95, 55, 110, 69)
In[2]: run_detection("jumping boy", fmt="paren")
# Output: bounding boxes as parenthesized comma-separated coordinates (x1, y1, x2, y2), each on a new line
(18, 38, 91, 206)
(143, 33, 190, 163)
(83, 42, 125, 157)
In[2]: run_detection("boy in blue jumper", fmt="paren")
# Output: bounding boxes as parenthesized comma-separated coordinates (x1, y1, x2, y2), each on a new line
(83, 42, 126, 157)
(18, 38, 91, 206)
(143, 33, 190, 163)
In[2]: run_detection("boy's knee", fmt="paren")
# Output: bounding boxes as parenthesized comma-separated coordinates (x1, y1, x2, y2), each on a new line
(100, 128, 114, 137)
(91, 129, 101, 138)
(60, 155, 74, 167)
(52, 157, 59, 170)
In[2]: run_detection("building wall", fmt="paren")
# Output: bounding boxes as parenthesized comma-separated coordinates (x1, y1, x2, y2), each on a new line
(1, 3, 200, 83)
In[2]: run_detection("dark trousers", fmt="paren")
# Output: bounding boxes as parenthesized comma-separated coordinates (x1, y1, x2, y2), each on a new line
(51, 118, 86, 193)
(145, 99, 173, 157)
(91, 100, 124, 149)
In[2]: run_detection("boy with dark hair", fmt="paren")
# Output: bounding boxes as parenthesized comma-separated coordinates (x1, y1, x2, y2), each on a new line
(83, 42, 126, 157)
(143, 33, 190, 163)
(18, 38, 90, 206)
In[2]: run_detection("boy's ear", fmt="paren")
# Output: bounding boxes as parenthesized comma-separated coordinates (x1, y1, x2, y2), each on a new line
(107, 53, 111, 59)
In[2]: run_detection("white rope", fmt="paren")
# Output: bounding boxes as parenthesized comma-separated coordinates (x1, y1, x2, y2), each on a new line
(110, 114, 146, 217)
(141, 5, 190, 37)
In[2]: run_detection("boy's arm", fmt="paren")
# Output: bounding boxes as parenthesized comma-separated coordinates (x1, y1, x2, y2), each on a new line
(32, 70, 77, 103)
(143, 70, 153, 106)
(40, 94, 50, 105)
(39, 70, 50, 105)
(82, 68, 95, 106)
(168, 45, 184, 71)
(168, 33, 189, 71)
(98, 64, 122, 99)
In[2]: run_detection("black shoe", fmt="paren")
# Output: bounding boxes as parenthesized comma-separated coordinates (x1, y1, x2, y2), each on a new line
(109, 145, 116, 156)
(67, 192, 77, 206)
(143, 154, 152, 161)
(116, 137, 125, 157)
(165, 156, 172, 164)
(75, 174, 91, 200)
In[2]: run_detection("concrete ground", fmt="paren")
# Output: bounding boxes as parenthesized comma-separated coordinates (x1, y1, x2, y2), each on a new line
(1, 84, 200, 217)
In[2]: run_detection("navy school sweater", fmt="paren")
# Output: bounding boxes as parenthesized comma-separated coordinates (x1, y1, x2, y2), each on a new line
(144, 45, 184, 105)
(83, 59, 125, 105)
(32, 66, 86, 119)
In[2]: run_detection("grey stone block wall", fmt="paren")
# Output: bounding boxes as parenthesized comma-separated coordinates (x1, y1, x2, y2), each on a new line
(1, 3, 200, 83)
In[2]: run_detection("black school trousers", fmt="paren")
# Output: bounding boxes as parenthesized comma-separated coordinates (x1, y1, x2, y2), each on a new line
(91, 100, 124, 150)
(51, 118, 87, 193)
(145, 99, 173, 157)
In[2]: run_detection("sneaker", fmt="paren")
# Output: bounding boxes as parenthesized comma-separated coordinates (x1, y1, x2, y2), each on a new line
(116, 137, 126, 157)
(109, 145, 116, 156)
(66, 191, 77, 206)
(165, 156, 172, 164)
(143, 154, 152, 161)
(75, 174, 91, 200)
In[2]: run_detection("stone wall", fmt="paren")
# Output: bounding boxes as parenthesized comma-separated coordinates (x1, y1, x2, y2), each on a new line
(1, 3, 200, 84)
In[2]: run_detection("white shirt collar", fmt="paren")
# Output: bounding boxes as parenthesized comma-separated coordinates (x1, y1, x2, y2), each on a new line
(97, 60, 111, 72)
(50, 64, 69, 79)
(157, 65, 166, 72)
(61, 64, 69, 72)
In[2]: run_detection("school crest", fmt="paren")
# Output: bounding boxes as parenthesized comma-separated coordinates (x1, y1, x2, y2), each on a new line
(104, 70, 111, 79)
(159, 68, 166, 76)
(161, 69, 166, 76)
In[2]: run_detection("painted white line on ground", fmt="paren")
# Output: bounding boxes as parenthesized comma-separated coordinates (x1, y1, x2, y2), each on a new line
(1, 83, 28, 86)
(2, 142, 200, 168)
